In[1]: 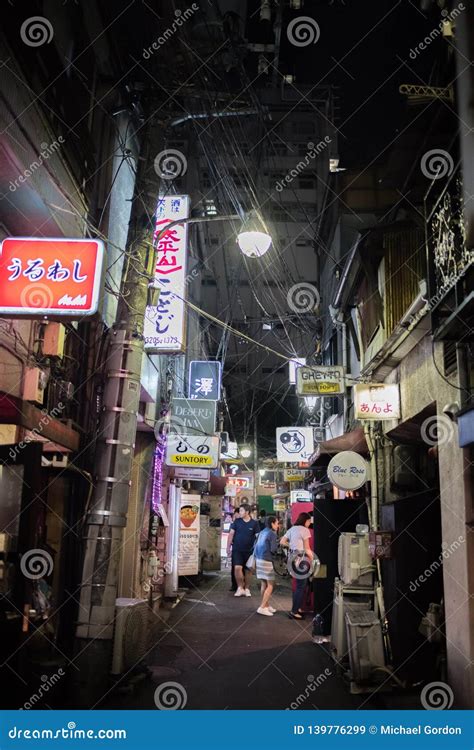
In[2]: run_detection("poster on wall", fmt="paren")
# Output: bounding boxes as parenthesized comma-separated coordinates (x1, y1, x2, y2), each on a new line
(178, 494, 201, 576)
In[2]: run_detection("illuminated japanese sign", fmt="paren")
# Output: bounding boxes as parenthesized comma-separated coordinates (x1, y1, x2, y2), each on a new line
(188, 361, 222, 401)
(0, 237, 104, 317)
(144, 195, 190, 352)
(354, 383, 400, 420)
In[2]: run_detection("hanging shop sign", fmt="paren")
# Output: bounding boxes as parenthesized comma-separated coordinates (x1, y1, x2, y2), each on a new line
(284, 469, 307, 482)
(165, 434, 220, 468)
(220, 441, 239, 460)
(354, 383, 400, 420)
(276, 427, 315, 463)
(0, 237, 104, 317)
(327, 451, 368, 491)
(289, 357, 306, 385)
(290, 489, 312, 503)
(170, 398, 216, 437)
(144, 194, 190, 353)
(296, 366, 345, 396)
(174, 467, 210, 480)
(178, 494, 200, 576)
(273, 498, 287, 512)
(188, 360, 222, 401)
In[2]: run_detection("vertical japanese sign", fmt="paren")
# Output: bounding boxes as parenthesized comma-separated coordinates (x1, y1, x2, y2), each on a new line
(188, 361, 222, 401)
(144, 195, 190, 352)
(178, 494, 201, 576)
(0, 238, 104, 317)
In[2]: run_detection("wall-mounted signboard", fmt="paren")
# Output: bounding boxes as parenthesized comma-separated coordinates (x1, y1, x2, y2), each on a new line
(170, 398, 216, 436)
(296, 366, 345, 396)
(327, 451, 368, 491)
(144, 195, 189, 353)
(354, 383, 400, 420)
(165, 434, 220, 468)
(276, 427, 315, 463)
(0, 237, 104, 317)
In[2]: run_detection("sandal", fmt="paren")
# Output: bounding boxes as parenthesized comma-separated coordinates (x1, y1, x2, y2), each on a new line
(288, 612, 303, 620)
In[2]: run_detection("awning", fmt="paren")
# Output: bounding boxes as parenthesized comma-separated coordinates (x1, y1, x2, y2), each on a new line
(0, 392, 80, 452)
(309, 427, 368, 464)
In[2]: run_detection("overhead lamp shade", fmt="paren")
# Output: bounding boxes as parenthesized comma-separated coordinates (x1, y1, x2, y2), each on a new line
(237, 230, 272, 258)
(236, 210, 272, 258)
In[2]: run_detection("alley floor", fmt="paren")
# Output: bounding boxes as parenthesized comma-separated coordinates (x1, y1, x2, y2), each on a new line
(102, 570, 421, 710)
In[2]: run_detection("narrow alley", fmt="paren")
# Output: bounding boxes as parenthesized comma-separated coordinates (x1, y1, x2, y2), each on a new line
(103, 572, 416, 711)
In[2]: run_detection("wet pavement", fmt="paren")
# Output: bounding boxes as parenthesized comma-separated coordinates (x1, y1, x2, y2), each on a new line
(102, 570, 421, 710)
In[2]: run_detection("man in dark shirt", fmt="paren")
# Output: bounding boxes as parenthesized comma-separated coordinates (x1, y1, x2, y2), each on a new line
(226, 503, 260, 597)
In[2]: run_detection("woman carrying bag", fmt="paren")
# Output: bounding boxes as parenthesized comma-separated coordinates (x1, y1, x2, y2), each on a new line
(280, 512, 314, 620)
(254, 516, 280, 616)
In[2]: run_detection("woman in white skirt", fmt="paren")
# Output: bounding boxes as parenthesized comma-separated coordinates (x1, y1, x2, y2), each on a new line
(254, 516, 280, 616)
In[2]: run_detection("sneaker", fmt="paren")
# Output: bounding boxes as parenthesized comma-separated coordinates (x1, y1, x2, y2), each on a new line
(244, 588, 252, 597)
(268, 606, 277, 613)
(257, 607, 273, 616)
(234, 587, 245, 597)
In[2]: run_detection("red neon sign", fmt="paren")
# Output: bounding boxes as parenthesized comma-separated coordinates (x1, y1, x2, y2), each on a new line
(0, 237, 104, 317)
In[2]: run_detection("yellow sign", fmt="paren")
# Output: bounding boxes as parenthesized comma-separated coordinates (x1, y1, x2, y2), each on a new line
(299, 381, 341, 395)
(171, 454, 213, 466)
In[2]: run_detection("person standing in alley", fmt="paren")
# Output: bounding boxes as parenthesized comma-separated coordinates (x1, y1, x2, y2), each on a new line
(227, 503, 261, 597)
(280, 512, 313, 620)
(229, 508, 240, 592)
(254, 515, 279, 616)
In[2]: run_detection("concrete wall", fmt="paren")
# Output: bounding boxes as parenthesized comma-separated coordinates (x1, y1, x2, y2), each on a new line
(384, 334, 474, 708)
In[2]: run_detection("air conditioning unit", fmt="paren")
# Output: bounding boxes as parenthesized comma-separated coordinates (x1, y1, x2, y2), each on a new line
(111, 598, 149, 675)
(330, 579, 371, 662)
(338, 533, 373, 585)
(345, 610, 385, 683)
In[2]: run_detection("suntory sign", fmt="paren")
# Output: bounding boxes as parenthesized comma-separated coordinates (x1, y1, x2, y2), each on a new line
(296, 366, 345, 396)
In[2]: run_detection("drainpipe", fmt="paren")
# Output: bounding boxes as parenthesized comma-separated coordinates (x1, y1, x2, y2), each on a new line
(165, 482, 181, 598)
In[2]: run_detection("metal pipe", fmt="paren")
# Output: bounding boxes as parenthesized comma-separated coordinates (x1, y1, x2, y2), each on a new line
(170, 109, 263, 128)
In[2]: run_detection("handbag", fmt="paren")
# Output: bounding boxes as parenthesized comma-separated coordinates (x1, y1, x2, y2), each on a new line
(245, 552, 256, 570)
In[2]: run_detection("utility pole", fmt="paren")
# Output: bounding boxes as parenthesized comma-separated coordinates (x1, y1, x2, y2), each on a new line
(74, 119, 158, 703)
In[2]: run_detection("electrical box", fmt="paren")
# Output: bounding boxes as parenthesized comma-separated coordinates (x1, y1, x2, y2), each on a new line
(43, 323, 66, 357)
(23, 367, 47, 404)
(369, 531, 393, 559)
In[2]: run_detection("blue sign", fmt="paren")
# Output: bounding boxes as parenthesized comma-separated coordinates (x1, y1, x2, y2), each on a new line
(188, 361, 221, 401)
